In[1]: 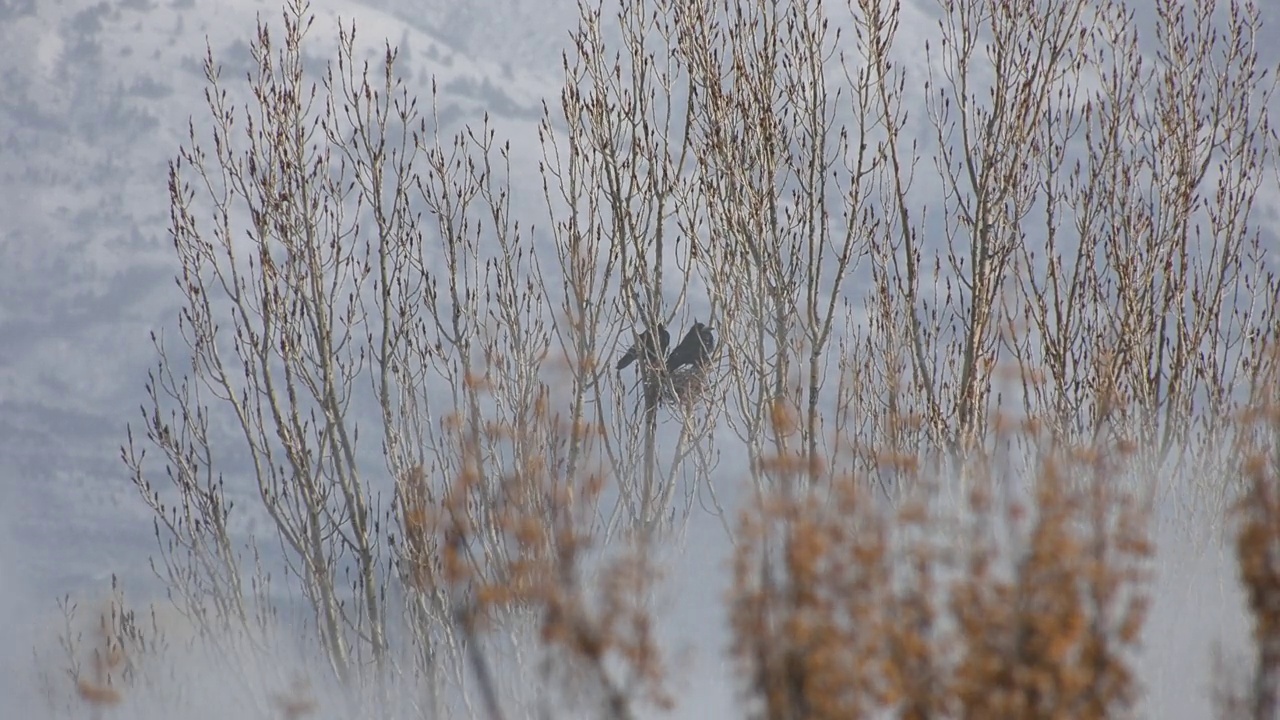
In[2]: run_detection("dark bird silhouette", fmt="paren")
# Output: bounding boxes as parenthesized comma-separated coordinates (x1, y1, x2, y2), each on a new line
(616, 325, 670, 371)
(666, 322, 715, 372)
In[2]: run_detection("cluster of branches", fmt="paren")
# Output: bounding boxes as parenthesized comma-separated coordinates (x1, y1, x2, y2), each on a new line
(39, 0, 1280, 717)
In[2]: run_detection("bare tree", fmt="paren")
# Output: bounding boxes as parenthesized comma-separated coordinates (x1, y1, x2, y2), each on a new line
(125, 0, 709, 711)
(536, 0, 748, 539)
(672, 0, 872, 500)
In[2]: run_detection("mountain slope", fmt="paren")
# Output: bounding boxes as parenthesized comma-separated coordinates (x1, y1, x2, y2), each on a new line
(0, 0, 564, 599)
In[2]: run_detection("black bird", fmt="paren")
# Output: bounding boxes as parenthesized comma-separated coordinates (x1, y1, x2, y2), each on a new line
(616, 325, 670, 371)
(665, 322, 715, 372)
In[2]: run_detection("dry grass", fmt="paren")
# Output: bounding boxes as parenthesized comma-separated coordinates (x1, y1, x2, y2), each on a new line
(730, 414, 1154, 720)
(1220, 398, 1280, 720)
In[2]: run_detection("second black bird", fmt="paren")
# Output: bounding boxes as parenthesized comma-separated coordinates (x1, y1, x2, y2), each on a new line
(666, 322, 715, 372)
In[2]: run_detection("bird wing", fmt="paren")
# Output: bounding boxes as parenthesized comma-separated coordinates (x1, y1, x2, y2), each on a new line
(616, 346, 637, 370)
(665, 327, 699, 371)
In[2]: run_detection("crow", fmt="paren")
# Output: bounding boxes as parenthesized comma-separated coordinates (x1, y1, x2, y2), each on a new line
(616, 325, 670, 371)
(666, 322, 715, 372)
